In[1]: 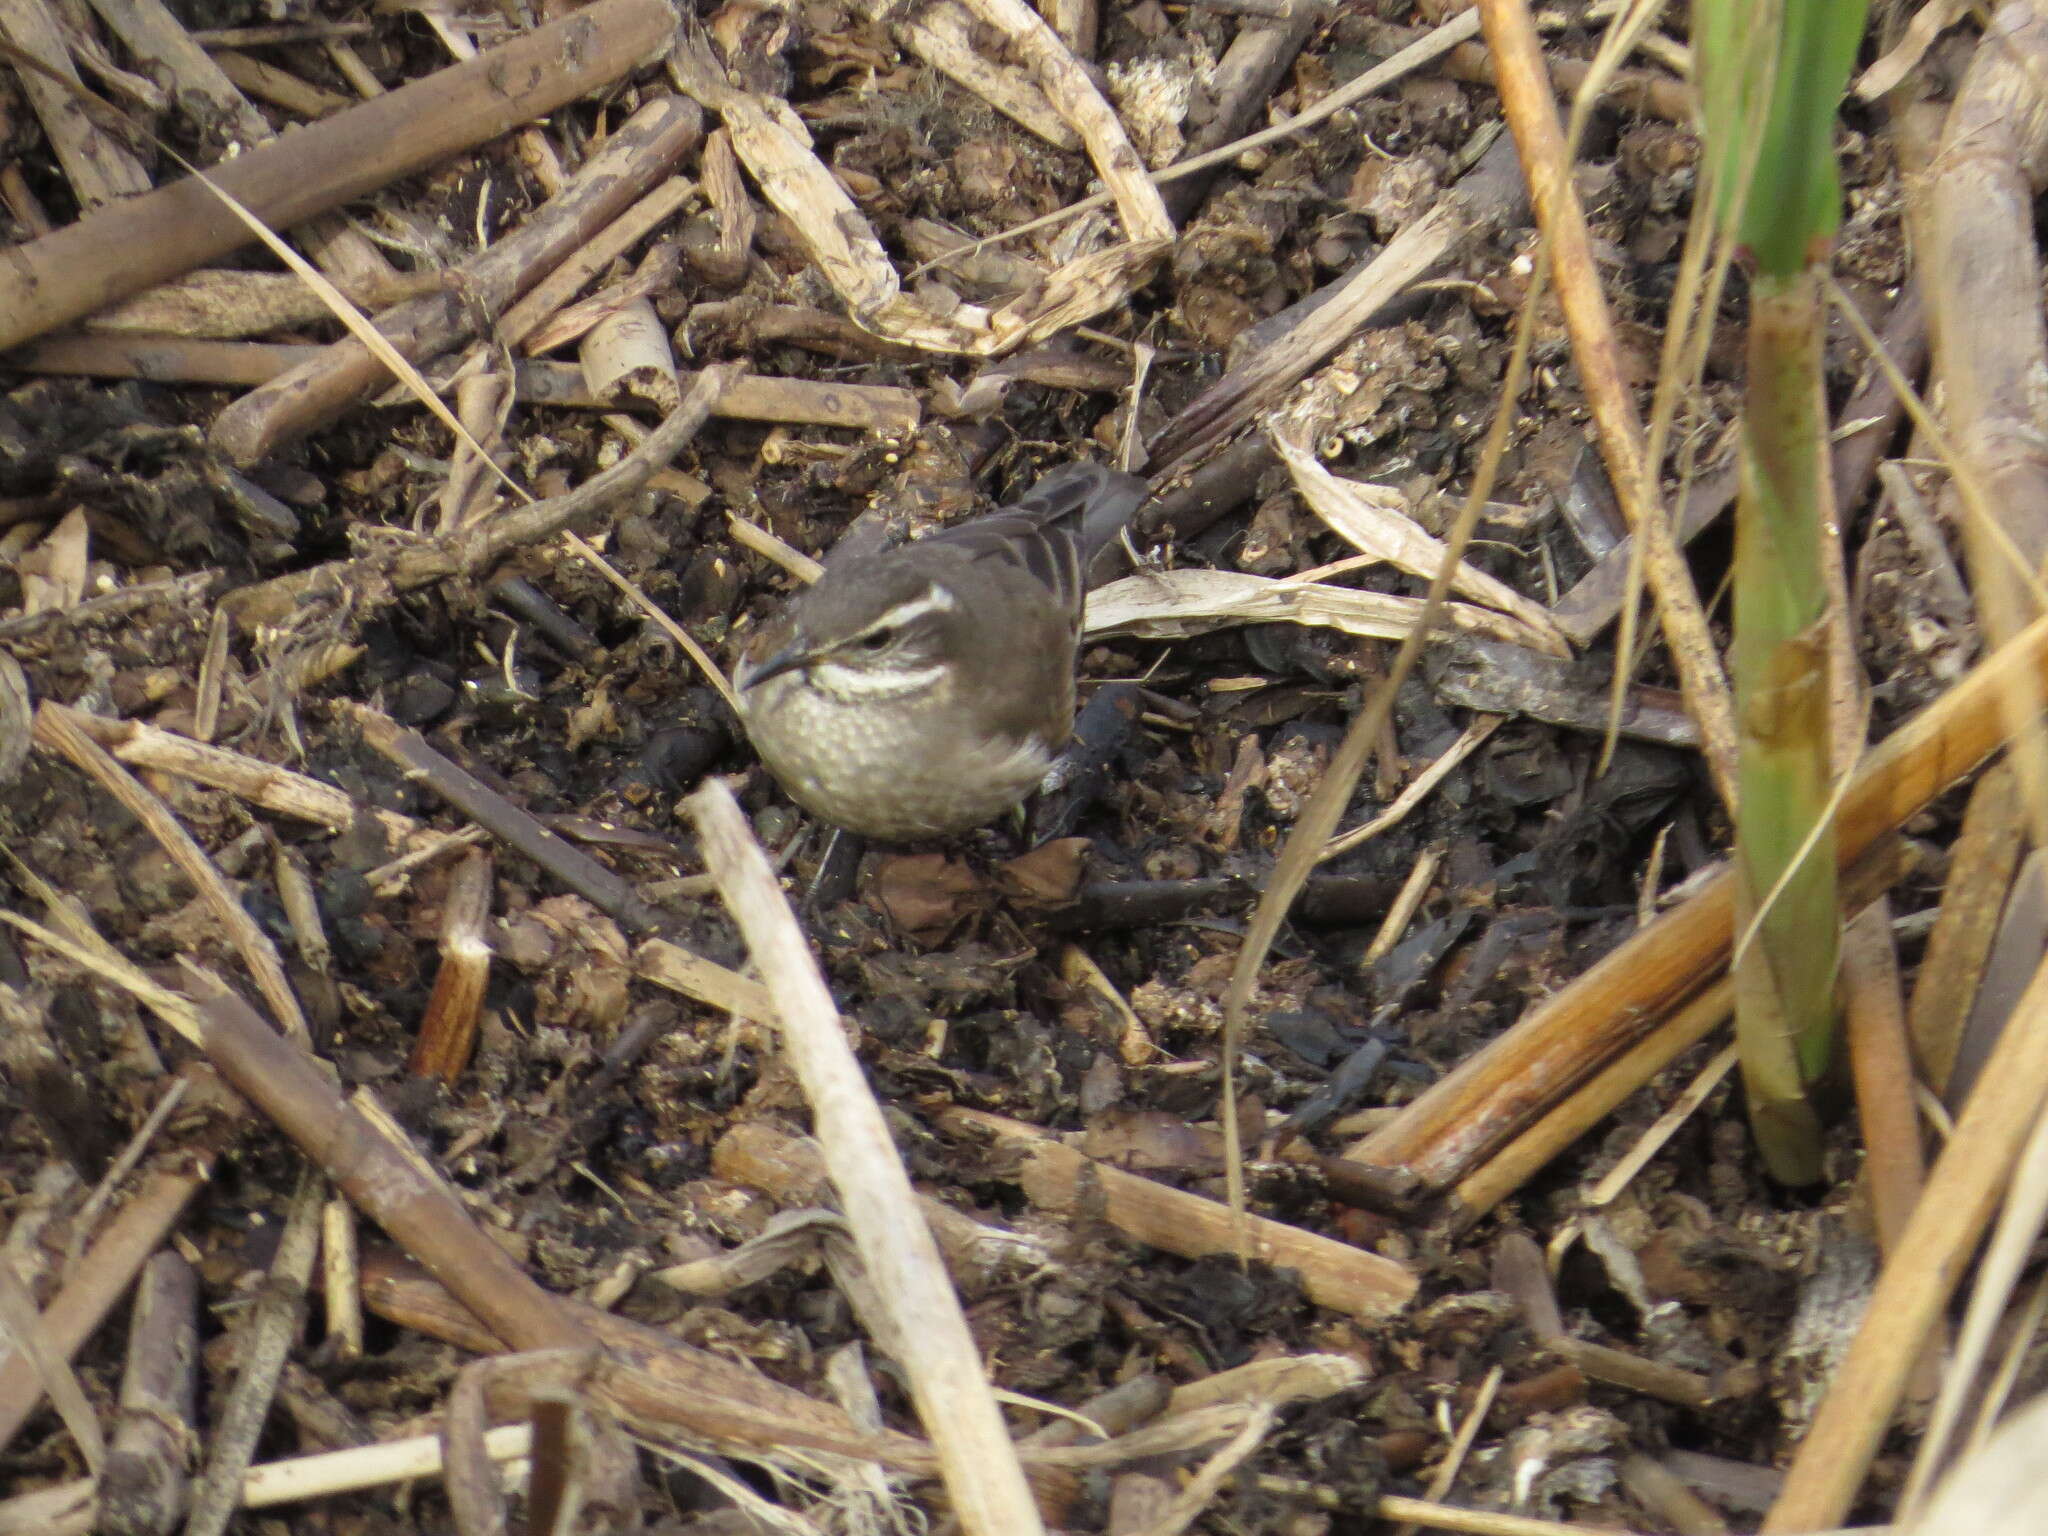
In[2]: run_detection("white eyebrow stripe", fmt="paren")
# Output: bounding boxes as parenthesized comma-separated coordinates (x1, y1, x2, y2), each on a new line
(846, 584, 958, 643)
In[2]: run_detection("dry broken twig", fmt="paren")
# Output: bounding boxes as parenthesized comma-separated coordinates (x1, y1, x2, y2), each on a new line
(0, 0, 681, 353)
(208, 92, 705, 464)
(687, 777, 1043, 1536)
(222, 365, 737, 628)
(938, 1108, 1417, 1322)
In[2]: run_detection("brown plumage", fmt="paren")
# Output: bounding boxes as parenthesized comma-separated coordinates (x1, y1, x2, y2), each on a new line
(733, 462, 1148, 840)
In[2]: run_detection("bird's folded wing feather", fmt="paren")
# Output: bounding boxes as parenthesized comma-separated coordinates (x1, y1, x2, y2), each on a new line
(926, 462, 1149, 616)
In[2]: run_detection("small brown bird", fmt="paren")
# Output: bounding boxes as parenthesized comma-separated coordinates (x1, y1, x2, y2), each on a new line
(733, 462, 1149, 840)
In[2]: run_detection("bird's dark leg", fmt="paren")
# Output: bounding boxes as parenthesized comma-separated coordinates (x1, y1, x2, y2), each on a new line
(804, 825, 865, 912)
(1029, 681, 1143, 842)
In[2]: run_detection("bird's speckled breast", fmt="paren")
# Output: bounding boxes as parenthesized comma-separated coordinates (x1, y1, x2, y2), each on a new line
(739, 670, 1059, 840)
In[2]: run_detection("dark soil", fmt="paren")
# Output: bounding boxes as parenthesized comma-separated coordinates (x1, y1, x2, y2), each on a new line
(0, 2, 1998, 1533)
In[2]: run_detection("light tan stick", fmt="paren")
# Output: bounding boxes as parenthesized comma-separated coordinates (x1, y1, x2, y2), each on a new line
(0, 1424, 536, 1535)
(33, 700, 308, 1040)
(687, 778, 1045, 1536)
(1763, 952, 2048, 1531)
(952, 0, 1170, 243)
(320, 1198, 363, 1360)
(1582, 1044, 1739, 1212)
(876, 0, 1078, 150)
(634, 936, 771, 1020)
(942, 1107, 1417, 1321)
(56, 710, 427, 846)
(9, 330, 920, 433)
(579, 296, 679, 411)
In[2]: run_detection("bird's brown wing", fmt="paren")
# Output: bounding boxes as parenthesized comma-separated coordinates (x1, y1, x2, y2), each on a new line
(923, 461, 1149, 619)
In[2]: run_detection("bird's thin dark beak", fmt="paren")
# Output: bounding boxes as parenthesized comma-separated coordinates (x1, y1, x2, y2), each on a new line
(735, 643, 812, 692)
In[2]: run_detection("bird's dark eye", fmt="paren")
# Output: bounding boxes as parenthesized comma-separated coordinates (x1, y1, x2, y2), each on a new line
(858, 629, 893, 651)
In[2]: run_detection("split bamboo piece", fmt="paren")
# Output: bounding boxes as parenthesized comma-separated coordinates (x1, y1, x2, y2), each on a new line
(1355, 612, 2048, 1191)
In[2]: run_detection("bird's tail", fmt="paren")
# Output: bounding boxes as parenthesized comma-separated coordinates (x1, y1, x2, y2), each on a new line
(1006, 461, 1150, 584)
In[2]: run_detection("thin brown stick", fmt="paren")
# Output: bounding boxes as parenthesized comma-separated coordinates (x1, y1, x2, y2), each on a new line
(180, 971, 594, 1355)
(190, 20, 371, 43)
(208, 48, 349, 116)
(361, 1249, 929, 1463)
(1476, 0, 1735, 804)
(182, 1168, 324, 1536)
(1842, 901, 1928, 1256)
(6, 333, 325, 384)
(1493, 1233, 1720, 1409)
(353, 708, 664, 936)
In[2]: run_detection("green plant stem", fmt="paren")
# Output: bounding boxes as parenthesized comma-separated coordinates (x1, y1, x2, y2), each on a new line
(1733, 266, 1836, 1185)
